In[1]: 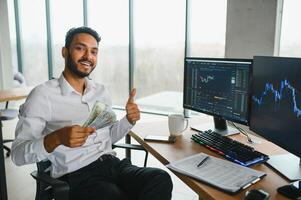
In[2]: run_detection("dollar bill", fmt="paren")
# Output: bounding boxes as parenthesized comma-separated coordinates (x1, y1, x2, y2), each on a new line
(83, 101, 117, 129)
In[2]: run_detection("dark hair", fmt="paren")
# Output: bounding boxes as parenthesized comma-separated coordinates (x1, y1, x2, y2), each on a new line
(65, 26, 101, 48)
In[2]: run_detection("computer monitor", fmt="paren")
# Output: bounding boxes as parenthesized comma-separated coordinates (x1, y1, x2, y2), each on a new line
(250, 56, 301, 181)
(184, 57, 252, 136)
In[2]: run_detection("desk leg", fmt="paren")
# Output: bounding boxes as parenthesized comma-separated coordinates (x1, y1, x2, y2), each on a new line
(0, 120, 8, 200)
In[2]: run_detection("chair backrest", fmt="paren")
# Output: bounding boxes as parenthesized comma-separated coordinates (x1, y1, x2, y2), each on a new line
(32, 160, 70, 200)
(0, 109, 18, 121)
(37, 160, 52, 174)
(13, 71, 26, 87)
(32, 160, 54, 200)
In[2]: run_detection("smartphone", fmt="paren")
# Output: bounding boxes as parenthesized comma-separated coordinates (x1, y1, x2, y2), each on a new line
(144, 135, 176, 143)
(277, 181, 301, 199)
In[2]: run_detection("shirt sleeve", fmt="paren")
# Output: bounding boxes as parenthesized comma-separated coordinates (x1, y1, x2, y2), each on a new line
(110, 116, 134, 144)
(11, 87, 51, 166)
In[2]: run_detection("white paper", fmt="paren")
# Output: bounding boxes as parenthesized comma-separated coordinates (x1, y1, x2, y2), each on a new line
(166, 153, 266, 193)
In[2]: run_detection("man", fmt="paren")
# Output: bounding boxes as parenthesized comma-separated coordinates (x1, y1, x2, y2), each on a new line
(11, 27, 172, 200)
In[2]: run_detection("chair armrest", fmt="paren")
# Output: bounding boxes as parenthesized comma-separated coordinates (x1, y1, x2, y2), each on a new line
(112, 143, 148, 167)
(112, 143, 146, 151)
(31, 170, 69, 200)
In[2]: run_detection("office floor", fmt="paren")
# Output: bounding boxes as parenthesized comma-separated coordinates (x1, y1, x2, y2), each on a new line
(2, 107, 198, 200)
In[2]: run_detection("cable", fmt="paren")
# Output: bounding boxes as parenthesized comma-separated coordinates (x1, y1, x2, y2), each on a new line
(228, 121, 255, 144)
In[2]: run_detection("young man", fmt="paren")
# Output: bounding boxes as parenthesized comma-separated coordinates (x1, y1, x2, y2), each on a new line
(11, 27, 172, 200)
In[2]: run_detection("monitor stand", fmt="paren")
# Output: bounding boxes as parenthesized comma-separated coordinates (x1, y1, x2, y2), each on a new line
(266, 153, 301, 181)
(190, 116, 239, 136)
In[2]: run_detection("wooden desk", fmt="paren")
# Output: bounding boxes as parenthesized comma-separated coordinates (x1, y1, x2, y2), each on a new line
(130, 117, 289, 200)
(0, 86, 33, 200)
(0, 87, 33, 103)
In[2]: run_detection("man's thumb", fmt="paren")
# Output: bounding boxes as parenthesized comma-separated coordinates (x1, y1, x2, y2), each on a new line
(127, 88, 136, 104)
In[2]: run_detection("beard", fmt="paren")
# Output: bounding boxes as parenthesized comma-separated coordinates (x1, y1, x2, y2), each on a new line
(66, 54, 95, 78)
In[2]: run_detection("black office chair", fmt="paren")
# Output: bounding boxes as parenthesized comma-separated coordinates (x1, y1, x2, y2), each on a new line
(31, 160, 69, 200)
(0, 101, 18, 157)
(31, 142, 148, 200)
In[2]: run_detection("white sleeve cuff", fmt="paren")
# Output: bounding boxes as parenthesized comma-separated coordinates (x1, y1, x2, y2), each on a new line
(33, 137, 51, 160)
(110, 116, 134, 144)
(120, 116, 134, 130)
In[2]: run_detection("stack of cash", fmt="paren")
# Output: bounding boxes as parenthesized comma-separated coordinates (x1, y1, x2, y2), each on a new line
(83, 101, 117, 129)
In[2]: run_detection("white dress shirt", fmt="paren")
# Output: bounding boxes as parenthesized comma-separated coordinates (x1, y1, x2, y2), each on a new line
(11, 74, 133, 178)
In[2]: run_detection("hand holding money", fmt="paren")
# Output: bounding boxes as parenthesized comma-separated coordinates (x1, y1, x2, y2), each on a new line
(44, 125, 95, 153)
(58, 125, 95, 148)
(126, 88, 140, 125)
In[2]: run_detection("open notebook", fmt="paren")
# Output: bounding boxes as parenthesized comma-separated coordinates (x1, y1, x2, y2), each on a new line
(166, 153, 266, 194)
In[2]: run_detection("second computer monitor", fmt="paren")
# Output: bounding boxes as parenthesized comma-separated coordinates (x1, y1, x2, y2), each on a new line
(184, 57, 252, 135)
(250, 56, 301, 180)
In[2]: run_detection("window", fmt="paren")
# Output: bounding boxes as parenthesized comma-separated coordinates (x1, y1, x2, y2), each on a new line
(188, 0, 227, 57)
(19, 0, 48, 86)
(51, 0, 83, 78)
(10, 0, 228, 114)
(88, 0, 129, 106)
(133, 0, 186, 114)
(279, 0, 301, 57)
(7, 0, 18, 73)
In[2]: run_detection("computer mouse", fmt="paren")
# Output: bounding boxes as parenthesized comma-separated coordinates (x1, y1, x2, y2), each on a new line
(245, 189, 269, 200)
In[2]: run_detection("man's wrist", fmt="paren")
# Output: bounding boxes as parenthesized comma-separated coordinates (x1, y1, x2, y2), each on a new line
(44, 131, 61, 153)
(126, 115, 135, 125)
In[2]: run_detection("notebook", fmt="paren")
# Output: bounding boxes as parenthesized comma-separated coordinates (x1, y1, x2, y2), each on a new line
(166, 153, 266, 193)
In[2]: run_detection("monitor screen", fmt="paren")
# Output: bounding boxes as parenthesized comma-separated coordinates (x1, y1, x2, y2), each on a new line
(250, 56, 301, 158)
(184, 57, 252, 128)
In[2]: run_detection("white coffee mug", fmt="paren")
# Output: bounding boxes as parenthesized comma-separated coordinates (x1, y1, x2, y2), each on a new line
(168, 114, 188, 136)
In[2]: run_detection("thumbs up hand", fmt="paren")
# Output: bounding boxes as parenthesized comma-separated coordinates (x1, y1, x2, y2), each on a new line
(126, 88, 140, 125)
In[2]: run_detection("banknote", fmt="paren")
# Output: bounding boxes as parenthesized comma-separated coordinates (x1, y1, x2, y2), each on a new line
(83, 101, 117, 129)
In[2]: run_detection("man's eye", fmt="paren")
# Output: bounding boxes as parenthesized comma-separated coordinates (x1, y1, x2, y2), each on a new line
(92, 51, 98, 55)
(75, 46, 85, 51)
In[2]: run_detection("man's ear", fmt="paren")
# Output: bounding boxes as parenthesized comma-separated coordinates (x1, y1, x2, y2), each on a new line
(62, 47, 67, 58)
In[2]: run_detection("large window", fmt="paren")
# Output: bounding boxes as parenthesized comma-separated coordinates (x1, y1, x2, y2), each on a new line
(7, 0, 18, 74)
(19, 0, 48, 86)
(188, 0, 227, 57)
(279, 0, 301, 57)
(51, 0, 83, 78)
(133, 0, 186, 114)
(8, 0, 229, 113)
(88, 0, 129, 106)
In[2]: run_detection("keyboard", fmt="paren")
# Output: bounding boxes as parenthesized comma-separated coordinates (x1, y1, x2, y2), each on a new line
(191, 130, 269, 166)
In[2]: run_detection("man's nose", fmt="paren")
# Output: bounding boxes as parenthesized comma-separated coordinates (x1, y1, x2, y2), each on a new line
(83, 50, 92, 60)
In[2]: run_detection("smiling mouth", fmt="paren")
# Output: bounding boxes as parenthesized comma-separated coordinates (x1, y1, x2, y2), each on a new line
(79, 61, 93, 68)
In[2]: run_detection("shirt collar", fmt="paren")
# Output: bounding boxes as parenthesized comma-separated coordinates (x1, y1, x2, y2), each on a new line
(84, 77, 97, 94)
(58, 73, 97, 96)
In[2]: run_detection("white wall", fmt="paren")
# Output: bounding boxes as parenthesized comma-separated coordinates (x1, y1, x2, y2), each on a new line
(225, 0, 283, 58)
(0, 0, 13, 90)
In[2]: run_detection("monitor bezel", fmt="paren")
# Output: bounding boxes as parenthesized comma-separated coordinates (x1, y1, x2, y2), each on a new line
(183, 57, 253, 126)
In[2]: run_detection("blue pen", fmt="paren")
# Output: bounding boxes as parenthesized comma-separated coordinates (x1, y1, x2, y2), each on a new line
(197, 156, 209, 167)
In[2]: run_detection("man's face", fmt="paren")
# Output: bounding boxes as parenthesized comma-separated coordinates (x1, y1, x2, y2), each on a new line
(64, 33, 98, 78)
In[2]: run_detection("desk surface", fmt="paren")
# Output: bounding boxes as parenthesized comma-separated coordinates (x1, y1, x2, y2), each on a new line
(0, 86, 33, 103)
(130, 117, 289, 200)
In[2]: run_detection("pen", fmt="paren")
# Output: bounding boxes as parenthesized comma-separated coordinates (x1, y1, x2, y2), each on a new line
(197, 156, 209, 167)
